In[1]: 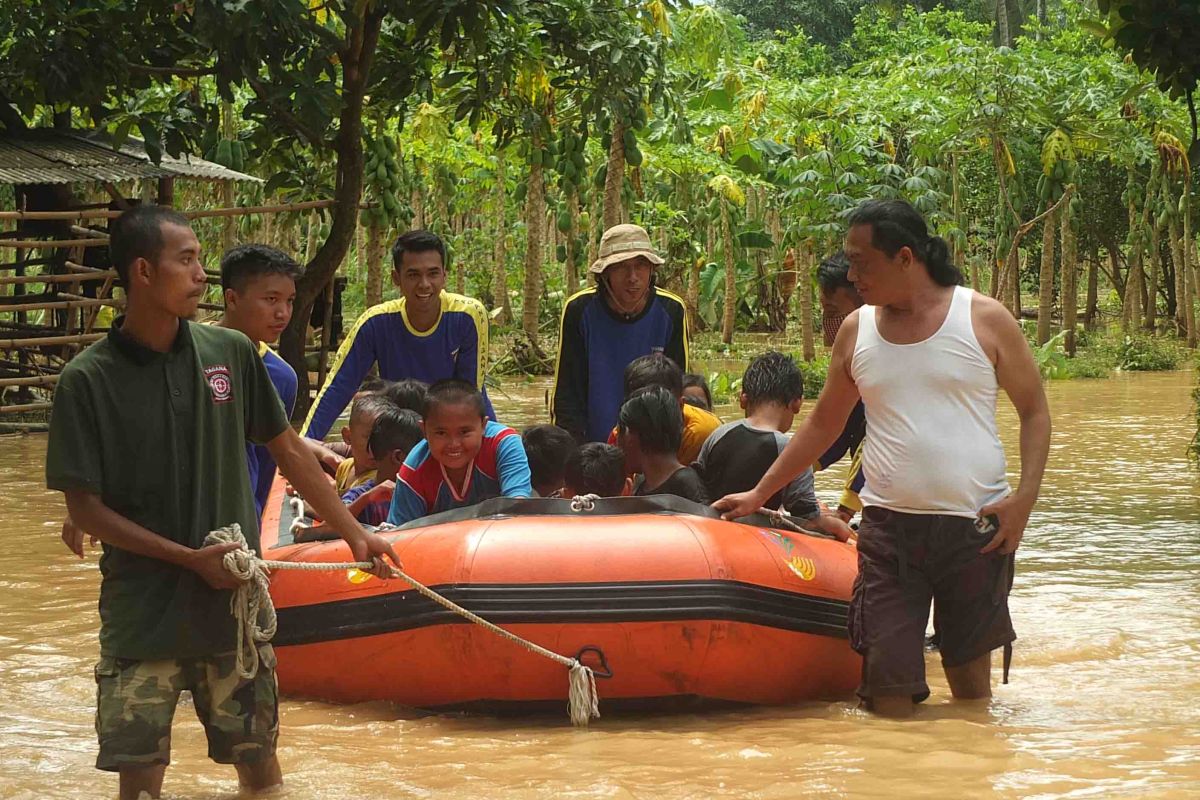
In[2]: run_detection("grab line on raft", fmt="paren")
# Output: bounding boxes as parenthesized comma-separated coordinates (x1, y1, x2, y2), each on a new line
(204, 523, 601, 727)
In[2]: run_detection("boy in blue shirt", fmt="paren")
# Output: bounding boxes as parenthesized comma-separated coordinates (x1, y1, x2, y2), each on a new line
(388, 380, 532, 526)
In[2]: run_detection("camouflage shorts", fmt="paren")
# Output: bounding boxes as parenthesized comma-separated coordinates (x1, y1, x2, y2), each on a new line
(93, 645, 278, 772)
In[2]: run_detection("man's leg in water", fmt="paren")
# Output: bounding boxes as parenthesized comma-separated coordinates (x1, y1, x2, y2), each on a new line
(118, 765, 167, 800)
(193, 646, 282, 792)
(945, 651, 992, 699)
(95, 657, 184, 800)
(237, 756, 284, 792)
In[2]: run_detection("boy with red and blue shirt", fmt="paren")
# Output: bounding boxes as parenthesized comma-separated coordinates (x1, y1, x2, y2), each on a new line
(387, 380, 532, 526)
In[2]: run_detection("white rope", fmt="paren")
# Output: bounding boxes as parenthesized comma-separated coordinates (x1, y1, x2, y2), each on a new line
(207, 521, 601, 726)
(569, 494, 600, 512)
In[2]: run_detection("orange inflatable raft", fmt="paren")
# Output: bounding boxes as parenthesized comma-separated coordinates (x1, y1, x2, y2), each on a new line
(261, 477, 861, 711)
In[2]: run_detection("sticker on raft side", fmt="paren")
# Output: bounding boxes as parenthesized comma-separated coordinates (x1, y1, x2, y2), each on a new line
(757, 529, 817, 581)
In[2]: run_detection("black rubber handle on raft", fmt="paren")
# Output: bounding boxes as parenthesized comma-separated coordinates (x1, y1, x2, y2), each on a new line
(574, 645, 613, 679)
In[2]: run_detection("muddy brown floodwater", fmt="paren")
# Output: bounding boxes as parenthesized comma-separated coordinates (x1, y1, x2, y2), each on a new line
(1, 370, 1197, 798)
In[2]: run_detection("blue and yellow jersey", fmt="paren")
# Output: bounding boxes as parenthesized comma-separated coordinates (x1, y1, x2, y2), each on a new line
(302, 292, 493, 440)
(551, 285, 689, 443)
(386, 420, 532, 526)
(815, 400, 866, 514)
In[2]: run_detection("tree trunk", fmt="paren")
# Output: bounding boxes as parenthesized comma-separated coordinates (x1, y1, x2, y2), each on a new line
(796, 244, 815, 361)
(1085, 249, 1099, 330)
(1170, 214, 1187, 337)
(602, 119, 626, 230)
(1037, 206, 1058, 345)
(521, 134, 546, 344)
(1185, 174, 1198, 348)
(1011, 251, 1023, 319)
(564, 185, 580, 297)
(1146, 213, 1161, 332)
(365, 221, 385, 307)
(492, 150, 512, 324)
(586, 186, 601, 271)
(720, 198, 736, 345)
(687, 254, 702, 332)
(279, 6, 384, 421)
(996, 0, 1012, 47)
(1061, 207, 1078, 356)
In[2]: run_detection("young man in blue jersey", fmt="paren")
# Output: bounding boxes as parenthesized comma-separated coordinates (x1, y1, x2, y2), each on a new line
(302, 230, 494, 441)
(214, 245, 303, 518)
(551, 223, 690, 443)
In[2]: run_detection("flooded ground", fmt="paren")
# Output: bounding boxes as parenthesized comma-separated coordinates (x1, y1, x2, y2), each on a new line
(1, 370, 1197, 798)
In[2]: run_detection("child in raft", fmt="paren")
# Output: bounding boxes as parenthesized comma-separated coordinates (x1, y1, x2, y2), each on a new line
(386, 379, 533, 526)
(341, 405, 423, 525)
(382, 377, 429, 415)
(297, 404, 424, 539)
(617, 386, 709, 505)
(694, 351, 854, 542)
(681, 372, 714, 412)
(561, 443, 632, 499)
(607, 354, 721, 465)
(522, 423, 577, 497)
(333, 393, 394, 495)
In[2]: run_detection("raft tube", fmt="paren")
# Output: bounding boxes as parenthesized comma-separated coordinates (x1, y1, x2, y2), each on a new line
(260, 477, 861, 711)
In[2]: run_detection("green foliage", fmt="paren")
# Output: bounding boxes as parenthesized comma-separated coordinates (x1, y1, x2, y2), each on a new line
(1092, 1, 1200, 101)
(706, 370, 743, 404)
(1035, 330, 1070, 379)
(1115, 335, 1181, 372)
(796, 354, 829, 399)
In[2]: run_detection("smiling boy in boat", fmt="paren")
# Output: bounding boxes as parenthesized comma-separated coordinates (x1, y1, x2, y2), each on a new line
(386, 379, 533, 526)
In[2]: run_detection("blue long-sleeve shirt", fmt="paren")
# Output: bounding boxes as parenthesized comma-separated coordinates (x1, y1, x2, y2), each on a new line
(387, 420, 532, 526)
(550, 286, 689, 442)
(246, 343, 297, 519)
(302, 292, 493, 439)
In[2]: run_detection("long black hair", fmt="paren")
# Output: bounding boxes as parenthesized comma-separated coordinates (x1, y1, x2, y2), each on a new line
(847, 199, 963, 287)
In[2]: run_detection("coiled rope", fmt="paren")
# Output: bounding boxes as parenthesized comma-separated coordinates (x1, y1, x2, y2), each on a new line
(204, 522, 600, 727)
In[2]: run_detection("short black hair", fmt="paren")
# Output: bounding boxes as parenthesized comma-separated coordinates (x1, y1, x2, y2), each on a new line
(522, 424, 576, 493)
(382, 378, 429, 415)
(358, 377, 389, 394)
(847, 199, 963, 287)
(618, 385, 682, 455)
(220, 243, 301, 293)
(564, 443, 627, 497)
(681, 372, 712, 410)
(424, 378, 486, 419)
(368, 406, 424, 461)
(816, 251, 853, 294)
(109, 205, 193, 286)
(349, 393, 394, 427)
(623, 353, 684, 400)
(741, 351, 804, 409)
(392, 229, 447, 271)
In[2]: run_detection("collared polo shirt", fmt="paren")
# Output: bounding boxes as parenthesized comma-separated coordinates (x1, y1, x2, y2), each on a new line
(46, 318, 290, 660)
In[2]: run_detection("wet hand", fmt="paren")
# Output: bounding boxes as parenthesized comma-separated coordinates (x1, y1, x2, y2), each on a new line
(979, 493, 1034, 555)
(712, 490, 765, 521)
(187, 542, 248, 590)
(349, 531, 402, 579)
(819, 514, 857, 543)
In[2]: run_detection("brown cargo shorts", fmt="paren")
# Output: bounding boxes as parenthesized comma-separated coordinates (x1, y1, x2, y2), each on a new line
(847, 506, 1016, 703)
(93, 645, 279, 772)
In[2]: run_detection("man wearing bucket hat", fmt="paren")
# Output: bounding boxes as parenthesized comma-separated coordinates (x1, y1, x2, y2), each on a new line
(551, 223, 690, 443)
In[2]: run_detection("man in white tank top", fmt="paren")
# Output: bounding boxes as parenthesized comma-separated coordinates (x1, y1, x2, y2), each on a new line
(714, 200, 1050, 718)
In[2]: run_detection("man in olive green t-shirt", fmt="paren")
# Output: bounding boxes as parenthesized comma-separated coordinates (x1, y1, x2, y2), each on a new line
(45, 206, 400, 800)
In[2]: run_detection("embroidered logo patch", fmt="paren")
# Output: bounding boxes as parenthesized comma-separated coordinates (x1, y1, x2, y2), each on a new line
(204, 364, 234, 404)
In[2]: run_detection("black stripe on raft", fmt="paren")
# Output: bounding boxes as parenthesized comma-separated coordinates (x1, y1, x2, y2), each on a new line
(274, 580, 850, 647)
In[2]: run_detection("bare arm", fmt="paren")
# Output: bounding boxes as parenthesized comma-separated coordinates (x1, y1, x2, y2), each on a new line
(713, 313, 864, 518)
(976, 297, 1051, 554)
(64, 491, 243, 589)
(267, 427, 401, 572)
